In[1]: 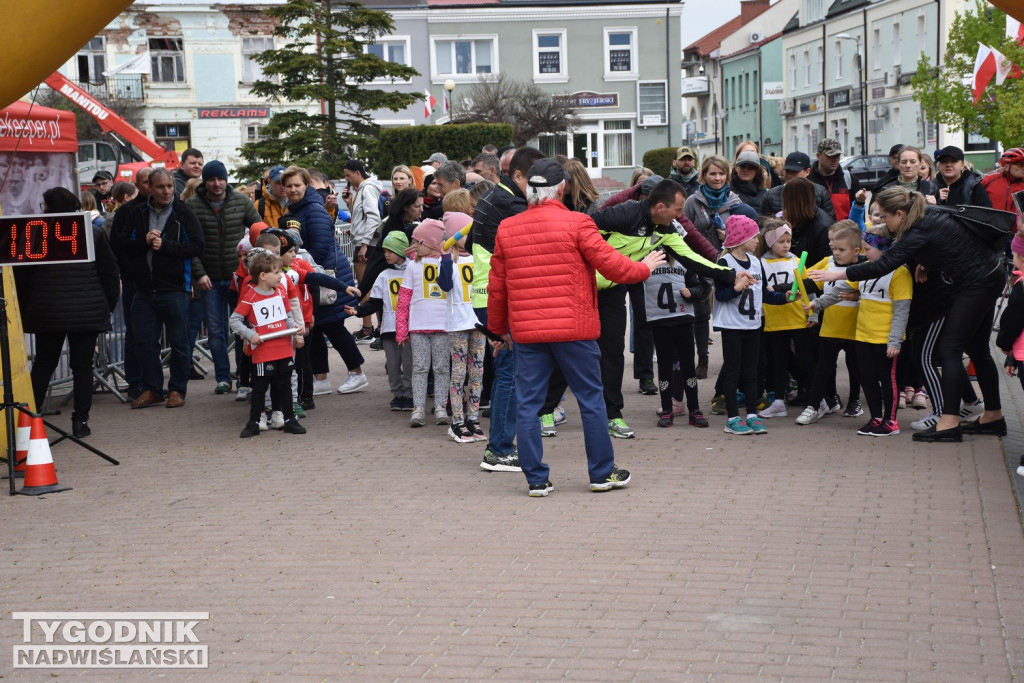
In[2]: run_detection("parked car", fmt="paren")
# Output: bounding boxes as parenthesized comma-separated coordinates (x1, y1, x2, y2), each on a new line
(840, 155, 892, 185)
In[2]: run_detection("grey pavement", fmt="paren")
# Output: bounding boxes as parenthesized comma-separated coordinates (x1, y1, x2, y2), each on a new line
(2, 325, 1024, 680)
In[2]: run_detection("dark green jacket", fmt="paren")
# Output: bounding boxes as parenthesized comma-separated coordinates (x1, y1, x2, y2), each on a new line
(187, 185, 261, 281)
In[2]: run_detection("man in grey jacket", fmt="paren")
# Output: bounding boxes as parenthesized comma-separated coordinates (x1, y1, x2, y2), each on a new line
(342, 158, 383, 343)
(187, 160, 261, 392)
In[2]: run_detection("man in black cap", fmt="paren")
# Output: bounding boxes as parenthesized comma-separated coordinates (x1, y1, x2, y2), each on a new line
(759, 152, 836, 219)
(486, 157, 665, 497)
(90, 170, 114, 215)
(809, 137, 860, 220)
(932, 146, 991, 207)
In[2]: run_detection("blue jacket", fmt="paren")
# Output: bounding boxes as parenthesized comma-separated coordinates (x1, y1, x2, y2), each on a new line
(288, 186, 357, 325)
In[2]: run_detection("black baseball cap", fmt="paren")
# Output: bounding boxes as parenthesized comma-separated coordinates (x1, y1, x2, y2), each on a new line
(526, 158, 568, 187)
(782, 152, 811, 172)
(935, 146, 965, 162)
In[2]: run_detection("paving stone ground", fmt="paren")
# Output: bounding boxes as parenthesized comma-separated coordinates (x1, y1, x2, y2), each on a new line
(2, 325, 1024, 681)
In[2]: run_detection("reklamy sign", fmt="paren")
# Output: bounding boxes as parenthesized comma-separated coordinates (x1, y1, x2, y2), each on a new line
(553, 92, 618, 108)
(197, 108, 269, 119)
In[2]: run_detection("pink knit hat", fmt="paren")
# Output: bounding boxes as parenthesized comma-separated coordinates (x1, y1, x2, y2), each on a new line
(442, 211, 473, 249)
(1012, 234, 1024, 256)
(723, 214, 760, 249)
(409, 218, 445, 257)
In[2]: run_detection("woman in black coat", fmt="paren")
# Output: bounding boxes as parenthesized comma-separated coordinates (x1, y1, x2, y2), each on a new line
(781, 177, 832, 265)
(16, 187, 120, 437)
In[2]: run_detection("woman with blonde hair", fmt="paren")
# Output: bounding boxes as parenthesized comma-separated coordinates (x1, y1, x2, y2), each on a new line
(391, 165, 415, 192)
(628, 167, 654, 187)
(561, 157, 604, 214)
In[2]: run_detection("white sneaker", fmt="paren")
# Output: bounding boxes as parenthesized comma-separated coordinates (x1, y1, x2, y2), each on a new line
(959, 400, 984, 422)
(795, 404, 825, 425)
(553, 405, 567, 425)
(911, 412, 939, 431)
(258, 413, 268, 431)
(269, 410, 285, 429)
(337, 372, 369, 394)
(312, 379, 332, 396)
(758, 399, 787, 419)
(235, 386, 251, 402)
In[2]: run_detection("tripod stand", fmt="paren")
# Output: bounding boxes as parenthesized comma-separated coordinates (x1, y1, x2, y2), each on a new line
(2, 276, 118, 496)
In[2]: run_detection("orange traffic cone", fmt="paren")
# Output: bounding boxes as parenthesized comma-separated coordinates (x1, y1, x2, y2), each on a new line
(13, 410, 31, 478)
(19, 416, 71, 495)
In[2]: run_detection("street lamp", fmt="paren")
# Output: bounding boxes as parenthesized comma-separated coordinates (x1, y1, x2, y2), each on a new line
(443, 79, 456, 123)
(836, 33, 867, 156)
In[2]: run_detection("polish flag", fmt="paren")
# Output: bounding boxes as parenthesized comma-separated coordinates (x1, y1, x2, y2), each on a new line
(443, 90, 450, 114)
(424, 89, 436, 119)
(992, 44, 1023, 83)
(1008, 16, 1024, 47)
(972, 43, 996, 103)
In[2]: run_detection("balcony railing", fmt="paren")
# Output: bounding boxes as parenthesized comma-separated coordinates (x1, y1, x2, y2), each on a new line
(77, 75, 145, 101)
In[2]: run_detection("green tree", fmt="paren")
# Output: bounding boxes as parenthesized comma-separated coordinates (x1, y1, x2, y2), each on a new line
(236, 0, 419, 180)
(912, 0, 1024, 147)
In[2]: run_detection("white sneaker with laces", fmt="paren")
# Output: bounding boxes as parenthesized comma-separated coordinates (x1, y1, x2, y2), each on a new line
(553, 405, 567, 425)
(911, 412, 939, 431)
(312, 379, 332, 396)
(337, 372, 369, 394)
(758, 400, 788, 418)
(269, 410, 285, 429)
(235, 386, 251, 402)
(258, 413, 269, 431)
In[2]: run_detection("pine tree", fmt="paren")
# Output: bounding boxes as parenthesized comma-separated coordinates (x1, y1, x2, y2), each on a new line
(237, 0, 418, 180)
(912, 0, 1024, 148)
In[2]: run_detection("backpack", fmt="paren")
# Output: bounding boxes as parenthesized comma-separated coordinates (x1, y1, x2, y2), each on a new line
(934, 204, 1017, 251)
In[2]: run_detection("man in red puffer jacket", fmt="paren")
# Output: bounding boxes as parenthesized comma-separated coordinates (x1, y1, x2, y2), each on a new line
(487, 158, 667, 498)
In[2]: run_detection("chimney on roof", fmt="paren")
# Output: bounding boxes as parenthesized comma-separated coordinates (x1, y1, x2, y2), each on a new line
(740, 0, 770, 23)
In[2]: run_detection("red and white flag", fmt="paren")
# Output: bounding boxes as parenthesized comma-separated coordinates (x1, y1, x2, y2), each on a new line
(443, 90, 450, 114)
(992, 44, 1023, 82)
(973, 43, 996, 102)
(423, 89, 436, 119)
(1008, 16, 1024, 47)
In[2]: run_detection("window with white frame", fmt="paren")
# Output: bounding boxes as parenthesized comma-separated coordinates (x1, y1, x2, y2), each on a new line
(816, 45, 823, 83)
(638, 81, 667, 125)
(77, 37, 105, 85)
(802, 49, 811, 86)
(891, 22, 901, 66)
(241, 37, 274, 84)
(701, 103, 708, 133)
(603, 120, 633, 166)
(604, 27, 638, 78)
(246, 124, 266, 142)
(367, 37, 410, 67)
(789, 53, 797, 87)
(917, 12, 927, 54)
(872, 27, 881, 69)
(834, 40, 843, 79)
(432, 36, 496, 80)
(149, 37, 185, 83)
(533, 30, 567, 81)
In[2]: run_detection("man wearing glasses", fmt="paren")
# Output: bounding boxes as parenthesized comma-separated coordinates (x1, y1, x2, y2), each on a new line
(433, 161, 466, 198)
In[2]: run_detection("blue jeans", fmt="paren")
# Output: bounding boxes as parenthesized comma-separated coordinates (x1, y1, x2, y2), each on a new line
(514, 340, 615, 486)
(200, 279, 234, 383)
(475, 307, 516, 456)
(132, 290, 191, 395)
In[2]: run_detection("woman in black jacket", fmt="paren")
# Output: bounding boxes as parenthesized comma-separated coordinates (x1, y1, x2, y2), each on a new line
(872, 146, 936, 200)
(16, 188, 120, 437)
(810, 187, 1006, 442)
(730, 150, 769, 214)
(781, 177, 832, 265)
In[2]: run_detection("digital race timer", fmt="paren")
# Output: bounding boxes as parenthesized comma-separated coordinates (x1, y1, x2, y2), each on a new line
(0, 213, 95, 266)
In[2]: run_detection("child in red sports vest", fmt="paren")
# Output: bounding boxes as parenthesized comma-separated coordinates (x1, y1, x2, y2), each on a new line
(230, 250, 306, 438)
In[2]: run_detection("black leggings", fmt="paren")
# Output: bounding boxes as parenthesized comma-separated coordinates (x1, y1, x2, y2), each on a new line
(934, 273, 1003, 416)
(718, 329, 760, 418)
(764, 328, 814, 398)
(856, 342, 898, 422)
(249, 357, 295, 422)
(916, 317, 978, 415)
(651, 323, 699, 414)
(809, 337, 860, 408)
(31, 331, 98, 421)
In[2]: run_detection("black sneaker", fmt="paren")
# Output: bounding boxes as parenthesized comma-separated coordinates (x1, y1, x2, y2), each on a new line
(353, 327, 374, 344)
(857, 418, 881, 436)
(448, 422, 476, 443)
(528, 481, 554, 497)
(390, 396, 403, 411)
(369, 337, 383, 351)
(843, 400, 863, 417)
(299, 397, 316, 411)
(401, 397, 414, 411)
(590, 466, 631, 492)
(480, 449, 521, 472)
(657, 415, 673, 428)
(282, 418, 307, 434)
(639, 378, 657, 395)
(240, 421, 261, 438)
(480, 404, 491, 418)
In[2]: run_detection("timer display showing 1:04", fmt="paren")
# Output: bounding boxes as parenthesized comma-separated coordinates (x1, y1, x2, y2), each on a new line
(0, 213, 95, 266)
